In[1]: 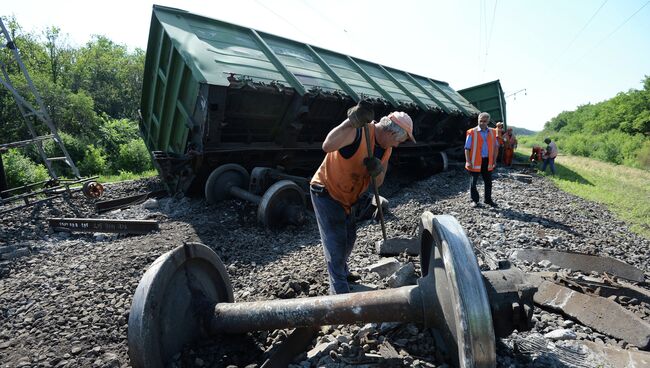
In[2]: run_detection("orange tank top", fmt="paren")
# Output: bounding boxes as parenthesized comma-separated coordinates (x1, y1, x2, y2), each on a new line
(311, 124, 392, 214)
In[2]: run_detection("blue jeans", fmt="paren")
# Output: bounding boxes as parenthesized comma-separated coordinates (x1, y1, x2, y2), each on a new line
(542, 157, 556, 175)
(310, 186, 357, 294)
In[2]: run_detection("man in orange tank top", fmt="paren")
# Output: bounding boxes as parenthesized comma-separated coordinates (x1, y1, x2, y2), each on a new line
(310, 101, 415, 294)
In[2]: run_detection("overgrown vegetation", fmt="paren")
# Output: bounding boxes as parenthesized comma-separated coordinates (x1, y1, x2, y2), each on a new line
(521, 75, 650, 170)
(0, 18, 152, 188)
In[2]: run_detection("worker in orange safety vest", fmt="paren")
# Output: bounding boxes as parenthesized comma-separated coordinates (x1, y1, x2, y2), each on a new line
(495, 122, 505, 164)
(502, 127, 518, 166)
(465, 112, 500, 207)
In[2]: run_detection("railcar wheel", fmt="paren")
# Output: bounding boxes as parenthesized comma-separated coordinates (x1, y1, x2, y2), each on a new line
(128, 243, 234, 368)
(418, 213, 496, 368)
(204, 164, 249, 204)
(257, 180, 306, 228)
(82, 181, 104, 199)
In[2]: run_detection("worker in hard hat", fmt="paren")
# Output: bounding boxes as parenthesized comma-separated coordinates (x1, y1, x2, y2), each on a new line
(310, 101, 415, 294)
(503, 127, 518, 166)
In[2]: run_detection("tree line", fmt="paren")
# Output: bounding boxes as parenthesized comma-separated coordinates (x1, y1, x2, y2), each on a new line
(0, 18, 151, 188)
(534, 76, 650, 170)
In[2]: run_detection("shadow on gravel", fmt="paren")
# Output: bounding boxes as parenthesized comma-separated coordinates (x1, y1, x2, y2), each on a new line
(497, 207, 581, 236)
(540, 163, 593, 186)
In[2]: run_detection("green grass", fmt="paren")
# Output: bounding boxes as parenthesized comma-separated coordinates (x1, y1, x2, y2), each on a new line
(97, 169, 158, 184)
(515, 145, 650, 238)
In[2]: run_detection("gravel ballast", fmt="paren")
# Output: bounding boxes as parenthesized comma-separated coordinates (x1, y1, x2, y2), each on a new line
(1, 167, 648, 367)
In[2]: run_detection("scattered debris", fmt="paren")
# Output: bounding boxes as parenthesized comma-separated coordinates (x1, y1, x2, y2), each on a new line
(511, 248, 645, 282)
(375, 236, 419, 256)
(387, 262, 417, 288)
(532, 280, 650, 349)
(365, 258, 402, 278)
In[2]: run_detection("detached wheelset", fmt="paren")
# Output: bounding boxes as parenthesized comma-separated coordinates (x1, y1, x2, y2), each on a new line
(82, 181, 104, 199)
(128, 213, 536, 367)
(204, 164, 306, 228)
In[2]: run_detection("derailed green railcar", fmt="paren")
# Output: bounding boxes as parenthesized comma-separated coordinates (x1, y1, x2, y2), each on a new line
(458, 80, 507, 127)
(140, 5, 495, 195)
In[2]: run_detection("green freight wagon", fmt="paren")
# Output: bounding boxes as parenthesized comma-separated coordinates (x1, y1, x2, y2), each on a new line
(458, 80, 506, 127)
(140, 5, 502, 199)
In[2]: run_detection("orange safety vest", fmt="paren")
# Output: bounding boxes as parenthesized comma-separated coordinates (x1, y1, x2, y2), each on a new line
(311, 124, 392, 214)
(465, 127, 497, 172)
(504, 132, 517, 148)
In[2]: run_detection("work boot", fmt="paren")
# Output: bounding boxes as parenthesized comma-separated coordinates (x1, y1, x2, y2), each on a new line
(347, 271, 362, 282)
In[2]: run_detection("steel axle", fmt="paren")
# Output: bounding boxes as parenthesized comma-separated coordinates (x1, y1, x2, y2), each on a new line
(128, 213, 535, 368)
(204, 164, 306, 228)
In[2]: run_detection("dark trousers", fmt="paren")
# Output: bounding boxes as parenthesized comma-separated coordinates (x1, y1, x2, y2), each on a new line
(310, 186, 357, 295)
(469, 159, 492, 203)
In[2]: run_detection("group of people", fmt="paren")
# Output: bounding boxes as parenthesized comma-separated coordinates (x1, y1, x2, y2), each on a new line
(496, 122, 518, 167)
(310, 104, 557, 294)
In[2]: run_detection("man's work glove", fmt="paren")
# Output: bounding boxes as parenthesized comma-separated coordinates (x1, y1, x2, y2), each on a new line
(347, 100, 374, 128)
(364, 157, 383, 178)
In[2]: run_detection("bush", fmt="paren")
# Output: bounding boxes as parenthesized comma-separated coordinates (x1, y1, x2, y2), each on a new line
(637, 140, 650, 170)
(78, 144, 108, 175)
(100, 116, 141, 156)
(116, 139, 153, 173)
(3, 149, 49, 188)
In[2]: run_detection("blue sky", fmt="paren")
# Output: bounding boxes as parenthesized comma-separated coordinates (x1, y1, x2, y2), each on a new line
(3, 0, 649, 131)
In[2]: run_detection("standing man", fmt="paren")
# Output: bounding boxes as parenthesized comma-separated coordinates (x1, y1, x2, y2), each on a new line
(465, 112, 499, 207)
(495, 122, 505, 164)
(541, 137, 558, 175)
(310, 101, 415, 294)
(503, 127, 518, 167)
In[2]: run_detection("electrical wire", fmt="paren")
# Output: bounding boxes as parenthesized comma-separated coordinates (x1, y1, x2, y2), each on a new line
(483, 0, 498, 73)
(542, 0, 608, 76)
(589, 0, 649, 50)
(253, 0, 312, 38)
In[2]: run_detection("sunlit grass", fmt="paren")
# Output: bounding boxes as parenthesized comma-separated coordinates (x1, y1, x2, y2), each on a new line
(97, 169, 158, 184)
(515, 146, 650, 238)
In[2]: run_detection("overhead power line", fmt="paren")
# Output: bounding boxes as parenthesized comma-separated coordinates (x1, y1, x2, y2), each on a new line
(574, 0, 650, 64)
(542, 0, 608, 77)
(592, 0, 649, 49)
(483, 0, 498, 73)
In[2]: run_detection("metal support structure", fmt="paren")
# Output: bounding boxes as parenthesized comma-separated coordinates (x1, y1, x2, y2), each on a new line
(378, 66, 428, 111)
(426, 78, 469, 115)
(0, 176, 99, 215)
(403, 73, 451, 114)
(249, 29, 306, 96)
(306, 45, 360, 102)
(346, 57, 399, 107)
(0, 19, 81, 179)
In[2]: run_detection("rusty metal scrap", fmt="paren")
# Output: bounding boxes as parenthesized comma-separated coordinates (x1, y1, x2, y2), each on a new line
(533, 280, 650, 350)
(559, 275, 650, 306)
(511, 248, 645, 282)
(95, 190, 167, 213)
(48, 218, 159, 234)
